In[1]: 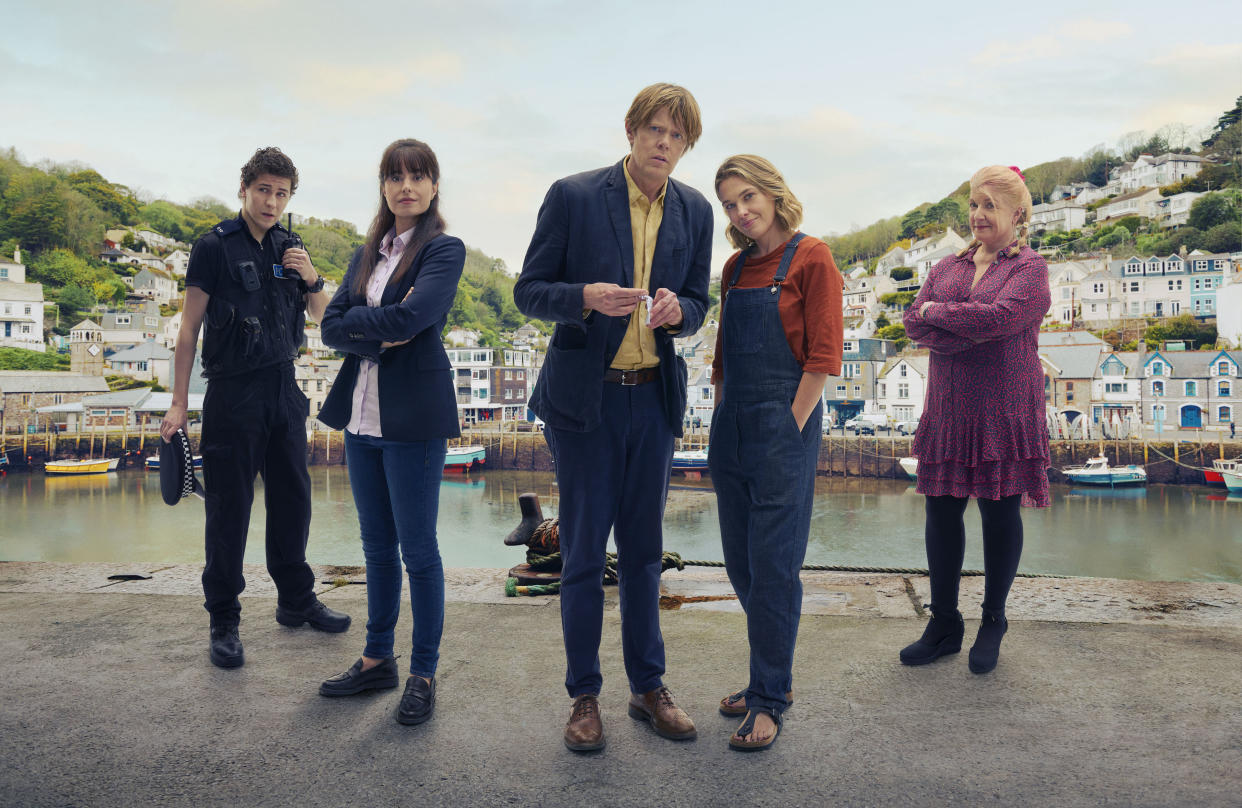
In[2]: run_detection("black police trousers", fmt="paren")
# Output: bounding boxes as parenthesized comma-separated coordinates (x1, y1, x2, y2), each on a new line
(200, 364, 315, 625)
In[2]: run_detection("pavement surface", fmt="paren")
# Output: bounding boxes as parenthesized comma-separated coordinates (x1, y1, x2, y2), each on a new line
(1, 561, 1241, 807)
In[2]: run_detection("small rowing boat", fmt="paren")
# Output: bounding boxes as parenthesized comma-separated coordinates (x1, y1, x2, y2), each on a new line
(45, 457, 120, 475)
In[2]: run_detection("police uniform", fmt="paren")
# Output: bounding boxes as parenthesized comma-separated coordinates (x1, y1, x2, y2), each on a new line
(186, 215, 316, 626)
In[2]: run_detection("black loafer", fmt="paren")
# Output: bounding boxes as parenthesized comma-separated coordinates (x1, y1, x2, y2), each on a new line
(397, 676, 436, 725)
(275, 598, 351, 633)
(209, 624, 244, 668)
(320, 656, 400, 697)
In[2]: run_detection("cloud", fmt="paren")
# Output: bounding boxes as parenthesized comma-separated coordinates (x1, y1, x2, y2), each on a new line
(971, 18, 1133, 65)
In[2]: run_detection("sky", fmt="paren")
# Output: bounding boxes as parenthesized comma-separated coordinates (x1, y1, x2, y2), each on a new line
(3, 0, 1240, 273)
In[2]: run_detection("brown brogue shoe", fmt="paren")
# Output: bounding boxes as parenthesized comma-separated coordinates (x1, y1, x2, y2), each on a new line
(627, 686, 697, 741)
(564, 694, 605, 752)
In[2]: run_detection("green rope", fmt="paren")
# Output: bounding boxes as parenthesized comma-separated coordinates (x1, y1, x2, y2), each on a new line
(521, 550, 1068, 580)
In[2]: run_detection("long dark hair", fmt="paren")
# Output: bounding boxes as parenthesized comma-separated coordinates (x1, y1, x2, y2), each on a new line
(353, 138, 446, 296)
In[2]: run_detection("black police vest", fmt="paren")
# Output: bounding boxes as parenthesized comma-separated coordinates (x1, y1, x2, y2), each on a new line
(199, 218, 305, 379)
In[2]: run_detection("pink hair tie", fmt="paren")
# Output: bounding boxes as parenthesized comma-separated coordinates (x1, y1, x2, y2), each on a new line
(1008, 165, 1026, 182)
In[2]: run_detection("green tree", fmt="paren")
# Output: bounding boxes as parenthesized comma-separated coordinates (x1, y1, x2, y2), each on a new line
(1188, 193, 1235, 230)
(30, 248, 93, 287)
(1116, 216, 1142, 234)
(65, 169, 140, 224)
(889, 267, 914, 281)
(0, 347, 71, 370)
(2, 172, 67, 252)
(55, 284, 96, 314)
(900, 208, 927, 240)
(1204, 221, 1242, 253)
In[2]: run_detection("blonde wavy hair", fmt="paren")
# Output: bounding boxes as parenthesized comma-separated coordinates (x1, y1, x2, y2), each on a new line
(957, 165, 1034, 258)
(714, 154, 804, 250)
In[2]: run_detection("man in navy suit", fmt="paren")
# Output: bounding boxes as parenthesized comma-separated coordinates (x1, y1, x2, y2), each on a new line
(514, 83, 712, 752)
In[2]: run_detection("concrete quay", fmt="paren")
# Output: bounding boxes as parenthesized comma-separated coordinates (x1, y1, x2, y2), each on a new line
(1, 561, 1240, 807)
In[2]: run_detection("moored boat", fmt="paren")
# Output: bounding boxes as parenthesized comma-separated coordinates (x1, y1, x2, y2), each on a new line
(45, 457, 119, 475)
(444, 445, 486, 473)
(898, 457, 918, 480)
(1221, 469, 1242, 494)
(671, 449, 709, 473)
(145, 454, 202, 471)
(1061, 455, 1146, 486)
(1202, 458, 1240, 486)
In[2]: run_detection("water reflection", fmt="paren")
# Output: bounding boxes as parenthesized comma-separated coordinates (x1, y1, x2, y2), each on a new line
(1, 468, 1238, 583)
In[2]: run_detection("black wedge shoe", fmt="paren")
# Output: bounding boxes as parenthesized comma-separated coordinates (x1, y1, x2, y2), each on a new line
(900, 608, 965, 666)
(968, 611, 1009, 674)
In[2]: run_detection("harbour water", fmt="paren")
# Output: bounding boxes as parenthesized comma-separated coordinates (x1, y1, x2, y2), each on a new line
(1, 467, 1239, 583)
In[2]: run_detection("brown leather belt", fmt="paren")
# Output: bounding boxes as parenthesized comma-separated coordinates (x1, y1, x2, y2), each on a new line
(603, 367, 659, 386)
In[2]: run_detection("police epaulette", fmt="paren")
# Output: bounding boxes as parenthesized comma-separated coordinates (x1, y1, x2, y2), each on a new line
(213, 218, 244, 237)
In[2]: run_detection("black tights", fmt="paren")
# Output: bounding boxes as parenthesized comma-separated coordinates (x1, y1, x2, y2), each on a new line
(924, 494, 1023, 616)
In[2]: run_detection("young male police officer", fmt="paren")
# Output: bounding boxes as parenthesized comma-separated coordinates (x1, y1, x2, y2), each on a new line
(162, 147, 349, 669)
(514, 84, 712, 751)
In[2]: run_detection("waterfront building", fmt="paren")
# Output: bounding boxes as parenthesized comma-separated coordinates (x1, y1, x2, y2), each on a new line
(0, 279, 45, 353)
(295, 356, 343, 426)
(875, 351, 929, 423)
(1141, 349, 1240, 429)
(825, 337, 898, 424)
(446, 346, 530, 426)
(1089, 351, 1144, 428)
(1, 371, 110, 432)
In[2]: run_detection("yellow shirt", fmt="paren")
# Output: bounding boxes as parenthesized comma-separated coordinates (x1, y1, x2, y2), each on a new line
(611, 156, 663, 370)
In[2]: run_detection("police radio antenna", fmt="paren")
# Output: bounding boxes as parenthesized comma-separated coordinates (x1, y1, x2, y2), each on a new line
(287, 213, 294, 234)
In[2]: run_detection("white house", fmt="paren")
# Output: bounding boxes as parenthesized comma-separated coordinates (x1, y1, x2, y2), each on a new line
(1044, 261, 1095, 325)
(133, 267, 177, 304)
(843, 276, 878, 312)
(0, 247, 26, 283)
(1151, 191, 1204, 229)
(876, 353, 929, 422)
(97, 305, 162, 346)
(1108, 152, 1203, 194)
(1096, 188, 1164, 223)
(915, 245, 959, 284)
(905, 229, 966, 266)
(135, 229, 186, 252)
(0, 279, 45, 352)
(1076, 269, 1127, 325)
(1111, 255, 1193, 318)
(106, 341, 173, 387)
(1030, 199, 1087, 233)
(164, 249, 190, 277)
(876, 244, 907, 275)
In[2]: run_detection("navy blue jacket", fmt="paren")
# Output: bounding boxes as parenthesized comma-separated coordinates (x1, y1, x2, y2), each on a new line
(513, 160, 712, 436)
(318, 233, 465, 441)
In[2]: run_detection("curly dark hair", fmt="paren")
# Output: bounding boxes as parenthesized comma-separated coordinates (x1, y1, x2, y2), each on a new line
(239, 147, 298, 194)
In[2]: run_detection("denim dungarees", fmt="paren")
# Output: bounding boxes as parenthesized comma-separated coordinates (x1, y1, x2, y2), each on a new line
(708, 232, 822, 717)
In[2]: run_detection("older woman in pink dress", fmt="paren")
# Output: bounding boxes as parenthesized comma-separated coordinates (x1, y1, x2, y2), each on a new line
(900, 165, 1051, 675)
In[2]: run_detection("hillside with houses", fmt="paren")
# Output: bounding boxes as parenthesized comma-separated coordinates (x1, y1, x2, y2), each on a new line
(2, 97, 1241, 441)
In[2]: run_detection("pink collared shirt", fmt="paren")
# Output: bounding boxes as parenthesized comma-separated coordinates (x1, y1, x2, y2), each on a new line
(346, 226, 415, 437)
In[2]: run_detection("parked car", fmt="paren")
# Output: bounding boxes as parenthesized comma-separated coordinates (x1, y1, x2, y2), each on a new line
(895, 418, 920, 436)
(845, 413, 891, 435)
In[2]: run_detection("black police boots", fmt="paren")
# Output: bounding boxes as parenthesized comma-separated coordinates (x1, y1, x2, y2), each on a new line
(900, 608, 965, 666)
(209, 624, 244, 668)
(275, 597, 352, 633)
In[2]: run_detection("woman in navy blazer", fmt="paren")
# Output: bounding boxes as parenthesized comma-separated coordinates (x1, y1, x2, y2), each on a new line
(315, 139, 465, 727)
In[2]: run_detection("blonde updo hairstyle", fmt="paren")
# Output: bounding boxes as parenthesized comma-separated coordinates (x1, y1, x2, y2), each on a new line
(958, 165, 1034, 258)
(714, 154, 804, 250)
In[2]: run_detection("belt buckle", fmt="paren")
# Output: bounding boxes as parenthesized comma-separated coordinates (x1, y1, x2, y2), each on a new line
(621, 370, 637, 386)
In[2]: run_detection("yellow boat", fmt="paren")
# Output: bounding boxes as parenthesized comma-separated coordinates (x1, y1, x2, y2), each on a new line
(44, 458, 120, 475)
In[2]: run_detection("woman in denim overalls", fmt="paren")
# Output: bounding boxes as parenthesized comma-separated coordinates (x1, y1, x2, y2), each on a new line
(709, 155, 844, 750)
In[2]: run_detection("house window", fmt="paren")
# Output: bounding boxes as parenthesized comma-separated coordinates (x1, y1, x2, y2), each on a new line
(1152, 381, 1164, 396)
(505, 370, 513, 380)
(1065, 382, 1074, 391)
(836, 385, 847, 395)
(1090, 304, 1097, 313)
(853, 385, 862, 395)
(899, 365, 907, 378)
(54, 394, 64, 404)
(116, 315, 130, 325)
(1128, 281, 1140, 292)
(473, 352, 488, 362)
(898, 384, 909, 399)
(703, 388, 712, 401)
(0, 267, 6, 279)
(504, 389, 513, 400)
(301, 380, 309, 391)
(110, 409, 125, 416)
(21, 325, 30, 334)
(1105, 383, 1126, 393)
(1221, 407, 1233, 424)
(878, 384, 886, 397)
(517, 371, 524, 380)
(316, 380, 323, 392)
(1184, 381, 1197, 396)
(475, 390, 487, 400)
(1220, 361, 1231, 375)
(137, 361, 148, 371)
(24, 305, 31, 315)
(1066, 392, 1074, 402)
(1061, 287, 1071, 300)
(1151, 362, 1163, 376)
(1220, 381, 1232, 397)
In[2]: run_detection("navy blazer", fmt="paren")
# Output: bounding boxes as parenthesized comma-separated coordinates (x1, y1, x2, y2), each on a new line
(318, 233, 465, 441)
(513, 160, 712, 435)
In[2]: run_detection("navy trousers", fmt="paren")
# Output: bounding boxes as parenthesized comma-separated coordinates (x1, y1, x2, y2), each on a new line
(200, 365, 316, 625)
(544, 380, 672, 697)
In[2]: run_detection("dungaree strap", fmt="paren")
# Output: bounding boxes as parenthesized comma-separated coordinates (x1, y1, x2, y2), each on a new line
(726, 232, 806, 290)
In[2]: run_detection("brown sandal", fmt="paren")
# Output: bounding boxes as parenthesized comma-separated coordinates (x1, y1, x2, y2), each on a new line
(719, 689, 794, 716)
(728, 710, 782, 752)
